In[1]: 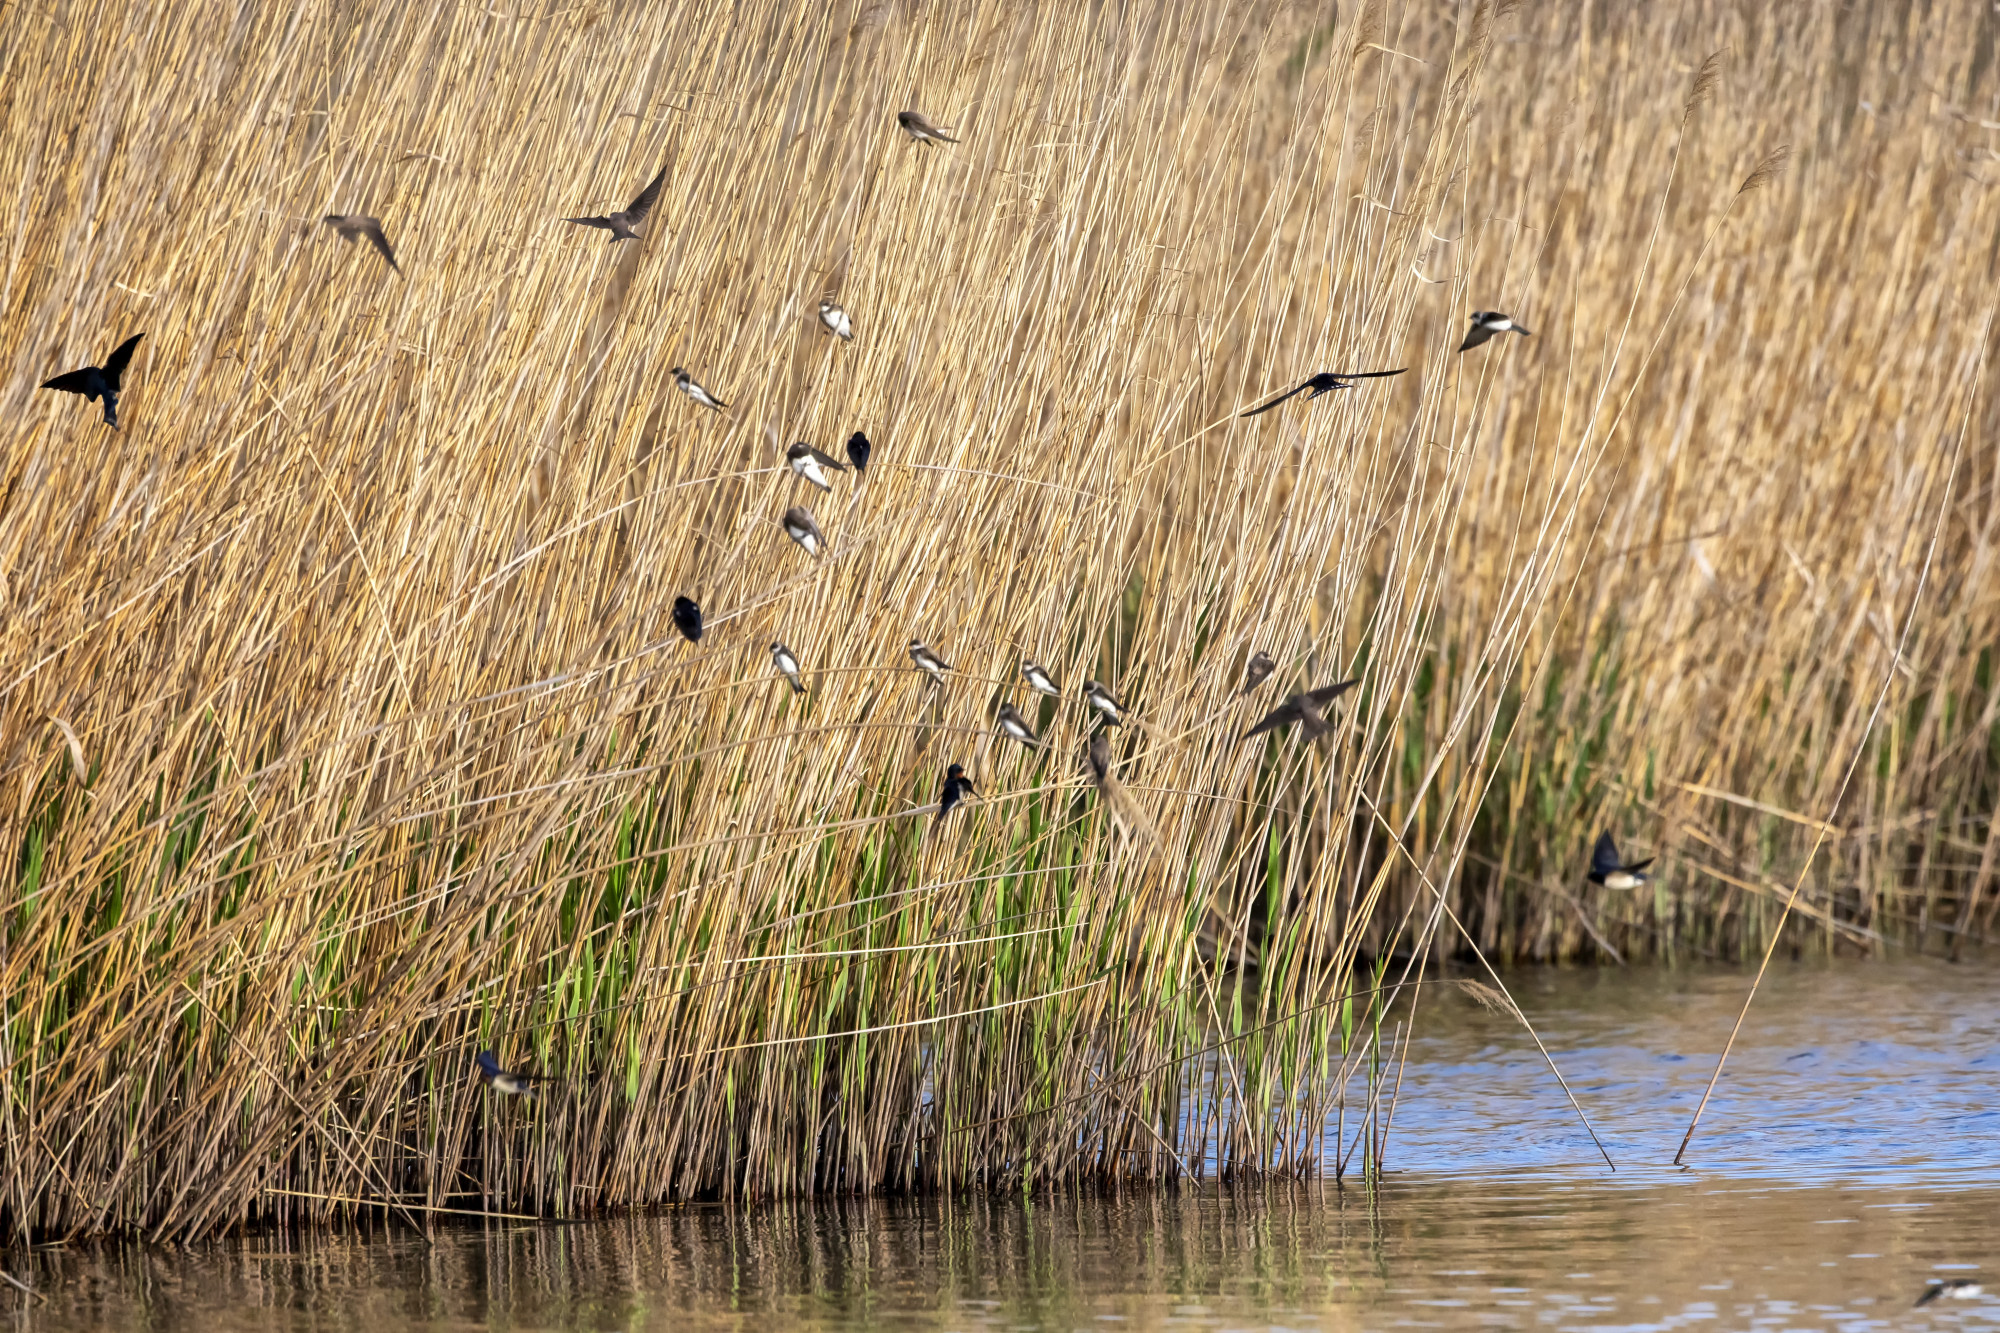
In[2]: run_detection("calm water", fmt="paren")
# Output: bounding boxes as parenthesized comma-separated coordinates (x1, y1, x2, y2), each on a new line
(9, 960, 1997, 1331)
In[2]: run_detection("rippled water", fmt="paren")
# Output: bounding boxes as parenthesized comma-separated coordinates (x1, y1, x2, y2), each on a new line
(11, 960, 1997, 1330)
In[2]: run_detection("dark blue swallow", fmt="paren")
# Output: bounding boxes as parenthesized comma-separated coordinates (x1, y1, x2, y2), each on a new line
(476, 1050, 540, 1097)
(937, 762, 977, 821)
(846, 430, 871, 475)
(672, 595, 703, 643)
(1586, 832, 1652, 890)
(41, 333, 143, 429)
(1239, 367, 1405, 416)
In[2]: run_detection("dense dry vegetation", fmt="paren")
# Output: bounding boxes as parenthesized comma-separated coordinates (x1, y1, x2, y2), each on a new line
(2, 0, 1996, 1236)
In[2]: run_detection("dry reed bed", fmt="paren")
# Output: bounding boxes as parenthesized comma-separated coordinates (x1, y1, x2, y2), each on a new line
(0, 0, 1994, 1235)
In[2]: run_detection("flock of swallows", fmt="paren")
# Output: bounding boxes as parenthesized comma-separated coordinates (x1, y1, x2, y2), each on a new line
(28, 104, 1657, 1083)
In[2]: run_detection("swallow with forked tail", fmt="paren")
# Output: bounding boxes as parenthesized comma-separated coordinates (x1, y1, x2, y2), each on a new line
(1240, 368, 1407, 417)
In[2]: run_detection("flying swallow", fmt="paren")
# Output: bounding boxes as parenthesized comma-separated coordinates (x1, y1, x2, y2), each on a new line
(1082, 679, 1125, 727)
(1241, 651, 1276, 695)
(771, 641, 806, 692)
(1915, 1280, 1983, 1307)
(846, 430, 872, 475)
(672, 595, 703, 643)
(322, 214, 401, 275)
(782, 506, 825, 557)
(937, 762, 977, 821)
(1458, 310, 1531, 351)
(475, 1050, 540, 1097)
(1586, 831, 1653, 890)
(786, 441, 847, 491)
(40, 333, 143, 429)
(672, 367, 726, 411)
(564, 160, 669, 241)
(1239, 368, 1406, 416)
(1021, 660, 1062, 697)
(909, 639, 951, 679)
(1242, 679, 1359, 741)
(897, 109, 959, 145)
(995, 702, 1040, 748)
(818, 299, 853, 341)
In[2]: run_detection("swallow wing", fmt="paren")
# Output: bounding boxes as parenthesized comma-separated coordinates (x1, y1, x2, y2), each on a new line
(1239, 381, 1310, 417)
(1338, 366, 1408, 380)
(102, 333, 144, 387)
(1303, 678, 1359, 707)
(1622, 856, 1655, 874)
(357, 219, 400, 274)
(1242, 700, 1300, 739)
(807, 447, 848, 470)
(40, 367, 100, 396)
(624, 161, 669, 225)
(1458, 324, 1497, 352)
(1590, 831, 1623, 877)
(565, 215, 615, 230)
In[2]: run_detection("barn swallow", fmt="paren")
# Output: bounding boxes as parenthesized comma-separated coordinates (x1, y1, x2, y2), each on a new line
(1241, 651, 1276, 695)
(322, 214, 401, 275)
(672, 595, 703, 642)
(1914, 1280, 1983, 1307)
(1239, 368, 1406, 416)
(786, 441, 847, 491)
(771, 641, 806, 692)
(1021, 660, 1062, 697)
(782, 506, 825, 557)
(896, 109, 959, 145)
(673, 367, 726, 410)
(1242, 679, 1358, 741)
(564, 160, 669, 240)
(908, 639, 950, 679)
(1082, 679, 1125, 726)
(995, 702, 1039, 747)
(846, 430, 872, 475)
(818, 299, 852, 341)
(1586, 831, 1653, 890)
(937, 762, 977, 820)
(1458, 310, 1531, 351)
(40, 333, 143, 429)
(475, 1050, 540, 1097)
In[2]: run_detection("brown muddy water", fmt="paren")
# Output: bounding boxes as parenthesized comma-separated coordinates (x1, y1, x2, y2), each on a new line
(6, 960, 1996, 1331)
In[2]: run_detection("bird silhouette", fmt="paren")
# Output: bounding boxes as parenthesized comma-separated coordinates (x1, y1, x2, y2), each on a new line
(937, 762, 977, 821)
(1240, 368, 1406, 417)
(1459, 311, 1531, 351)
(323, 214, 401, 275)
(565, 160, 669, 240)
(1242, 680, 1358, 740)
(41, 333, 144, 429)
(1241, 651, 1276, 695)
(672, 595, 704, 643)
(897, 110, 959, 145)
(475, 1050, 540, 1097)
(846, 430, 872, 475)
(1586, 831, 1653, 889)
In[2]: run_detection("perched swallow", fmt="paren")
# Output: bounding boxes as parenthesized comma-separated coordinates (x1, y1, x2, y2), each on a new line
(909, 639, 951, 679)
(771, 641, 806, 692)
(323, 214, 401, 275)
(786, 441, 847, 491)
(1239, 368, 1407, 416)
(1021, 660, 1063, 697)
(897, 109, 959, 145)
(995, 702, 1040, 748)
(672, 595, 704, 643)
(937, 762, 977, 821)
(1915, 1280, 1983, 1307)
(782, 506, 826, 557)
(1241, 651, 1276, 695)
(1082, 679, 1125, 727)
(672, 367, 726, 411)
(1586, 831, 1653, 890)
(1243, 679, 1359, 741)
(846, 430, 872, 475)
(40, 333, 144, 429)
(1086, 731, 1114, 783)
(1458, 310, 1532, 351)
(564, 160, 669, 241)
(818, 299, 853, 341)
(475, 1050, 540, 1097)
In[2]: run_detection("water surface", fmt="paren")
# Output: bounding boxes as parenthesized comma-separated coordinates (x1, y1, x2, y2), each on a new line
(10, 960, 1996, 1331)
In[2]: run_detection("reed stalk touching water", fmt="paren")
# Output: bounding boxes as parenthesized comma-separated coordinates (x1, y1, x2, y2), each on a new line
(1, 0, 1996, 1235)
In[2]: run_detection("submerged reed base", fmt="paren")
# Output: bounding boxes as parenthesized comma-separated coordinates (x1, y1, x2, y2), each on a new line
(2, 0, 1996, 1236)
